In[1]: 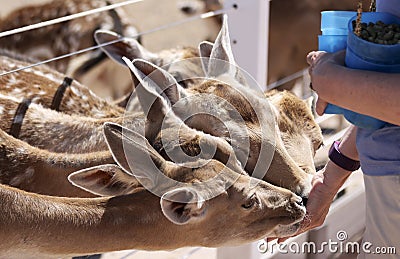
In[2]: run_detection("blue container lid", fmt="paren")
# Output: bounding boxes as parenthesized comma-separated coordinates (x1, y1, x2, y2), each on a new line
(321, 11, 357, 30)
(347, 12, 400, 65)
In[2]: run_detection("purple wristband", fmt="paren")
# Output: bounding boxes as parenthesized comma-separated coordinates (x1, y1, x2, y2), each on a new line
(328, 141, 360, 171)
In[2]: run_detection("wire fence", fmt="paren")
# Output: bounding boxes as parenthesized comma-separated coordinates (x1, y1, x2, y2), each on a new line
(0, 0, 231, 77)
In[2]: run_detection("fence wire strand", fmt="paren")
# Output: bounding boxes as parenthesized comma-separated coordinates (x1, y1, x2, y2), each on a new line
(0, 7, 230, 77)
(0, 0, 144, 39)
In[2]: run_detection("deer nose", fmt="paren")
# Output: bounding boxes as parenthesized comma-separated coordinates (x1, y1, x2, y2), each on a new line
(301, 196, 308, 207)
(293, 193, 308, 207)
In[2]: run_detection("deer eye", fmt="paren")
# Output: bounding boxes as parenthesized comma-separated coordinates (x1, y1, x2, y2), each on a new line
(242, 193, 259, 209)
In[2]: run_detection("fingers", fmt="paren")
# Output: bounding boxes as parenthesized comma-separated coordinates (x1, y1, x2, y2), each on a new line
(315, 97, 328, 116)
(306, 51, 326, 66)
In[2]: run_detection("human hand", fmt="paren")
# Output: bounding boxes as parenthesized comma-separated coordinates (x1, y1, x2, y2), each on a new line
(307, 51, 346, 115)
(266, 161, 352, 243)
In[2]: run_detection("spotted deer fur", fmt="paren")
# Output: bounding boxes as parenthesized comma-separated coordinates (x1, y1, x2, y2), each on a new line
(0, 52, 125, 118)
(0, 0, 139, 79)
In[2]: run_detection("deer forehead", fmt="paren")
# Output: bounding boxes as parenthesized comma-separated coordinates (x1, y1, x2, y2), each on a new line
(157, 47, 199, 68)
(270, 91, 323, 148)
(192, 80, 269, 123)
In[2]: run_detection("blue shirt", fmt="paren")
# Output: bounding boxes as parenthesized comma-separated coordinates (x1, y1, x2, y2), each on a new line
(355, 0, 400, 176)
(357, 125, 400, 176)
(377, 0, 400, 18)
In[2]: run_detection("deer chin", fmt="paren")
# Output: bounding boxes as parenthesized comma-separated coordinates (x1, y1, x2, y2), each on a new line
(296, 173, 313, 201)
(269, 215, 305, 238)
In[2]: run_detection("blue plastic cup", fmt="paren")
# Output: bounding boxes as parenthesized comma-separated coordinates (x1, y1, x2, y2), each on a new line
(319, 11, 354, 122)
(319, 11, 355, 51)
(321, 11, 357, 35)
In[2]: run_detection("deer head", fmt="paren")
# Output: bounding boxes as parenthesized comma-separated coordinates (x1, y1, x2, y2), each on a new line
(69, 123, 306, 246)
(93, 16, 311, 203)
(265, 90, 323, 175)
(121, 55, 312, 202)
(95, 29, 206, 90)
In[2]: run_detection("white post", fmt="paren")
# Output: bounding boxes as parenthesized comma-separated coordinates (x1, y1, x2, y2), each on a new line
(216, 1, 270, 258)
(224, 0, 270, 90)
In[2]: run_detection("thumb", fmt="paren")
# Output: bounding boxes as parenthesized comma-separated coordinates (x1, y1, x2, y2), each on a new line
(316, 97, 328, 116)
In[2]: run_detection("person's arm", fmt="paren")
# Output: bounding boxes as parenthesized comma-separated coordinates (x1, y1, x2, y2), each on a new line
(307, 51, 400, 126)
(273, 126, 358, 243)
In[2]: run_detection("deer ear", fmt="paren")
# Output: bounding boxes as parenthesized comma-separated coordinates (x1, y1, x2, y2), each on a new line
(123, 58, 185, 142)
(204, 15, 246, 84)
(124, 58, 182, 106)
(95, 30, 157, 66)
(103, 122, 167, 188)
(198, 41, 214, 74)
(205, 15, 236, 77)
(160, 188, 207, 225)
(68, 164, 142, 196)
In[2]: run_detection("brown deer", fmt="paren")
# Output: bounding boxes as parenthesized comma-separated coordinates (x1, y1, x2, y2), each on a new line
(0, 78, 244, 197)
(0, 92, 135, 153)
(0, 58, 313, 204)
(265, 90, 323, 175)
(1, 16, 320, 199)
(95, 27, 324, 177)
(0, 115, 240, 198)
(0, 0, 139, 80)
(95, 17, 323, 175)
(0, 129, 305, 256)
(0, 115, 306, 256)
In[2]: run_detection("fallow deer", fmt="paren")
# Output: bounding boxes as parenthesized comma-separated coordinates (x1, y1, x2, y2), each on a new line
(0, 0, 139, 80)
(0, 80, 243, 196)
(265, 90, 323, 175)
(94, 21, 324, 171)
(1, 55, 314, 205)
(0, 126, 113, 197)
(0, 115, 306, 257)
(1, 16, 320, 201)
(0, 128, 305, 257)
(95, 27, 324, 179)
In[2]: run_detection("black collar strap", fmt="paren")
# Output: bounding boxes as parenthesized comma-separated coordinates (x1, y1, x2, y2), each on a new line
(51, 77, 73, 111)
(10, 98, 32, 139)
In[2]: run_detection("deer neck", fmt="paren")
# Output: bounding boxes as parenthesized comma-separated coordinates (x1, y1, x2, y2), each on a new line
(0, 185, 203, 257)
(0, 130, 114, 197)
(20, 109, 111, 153)
(0, 94, 126, 153)
(0, 55, 125, 118)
